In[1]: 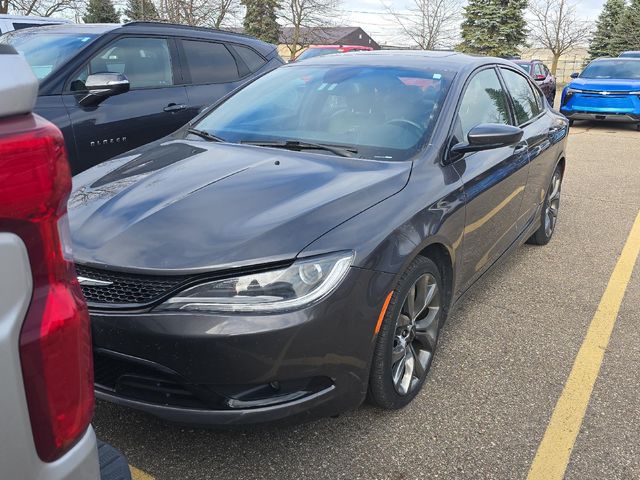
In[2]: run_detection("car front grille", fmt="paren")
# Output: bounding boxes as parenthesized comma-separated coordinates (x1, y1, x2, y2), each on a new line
(75, 264, 191, 306)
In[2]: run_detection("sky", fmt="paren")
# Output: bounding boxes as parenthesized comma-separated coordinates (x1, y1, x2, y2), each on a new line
(339, 0, 607, 46)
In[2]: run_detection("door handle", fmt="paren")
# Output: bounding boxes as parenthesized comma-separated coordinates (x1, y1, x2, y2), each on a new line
(164, 103, 187, 113)
(514, 141, 528, 154)
(548, 126, 564, 137)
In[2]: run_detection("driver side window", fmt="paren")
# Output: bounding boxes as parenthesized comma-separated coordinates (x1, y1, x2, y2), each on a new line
(70, 37, 174, 91)
(457, 68, 511, 142)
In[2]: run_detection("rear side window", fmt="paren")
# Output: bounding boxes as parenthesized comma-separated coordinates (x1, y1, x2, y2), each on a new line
(534, 63, 544, 77)
(182, 40, 239, 84)
(234, 45, 266, 72)
(458, 68, 512, 140)
(500, 68, 542, 125)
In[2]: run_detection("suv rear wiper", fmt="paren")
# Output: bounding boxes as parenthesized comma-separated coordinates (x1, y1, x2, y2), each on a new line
(187, 128, 226, 143)
(241, 140, 358, 158)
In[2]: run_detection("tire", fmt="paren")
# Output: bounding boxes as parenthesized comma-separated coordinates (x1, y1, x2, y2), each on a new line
(367, 256, 443, 410)
(527, 165, 563, 246)
(569, 119, 575, 127)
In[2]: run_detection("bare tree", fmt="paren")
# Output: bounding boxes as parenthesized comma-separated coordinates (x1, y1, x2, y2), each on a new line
(4, 0, 80, 16)
(529, 0, 592, 75)
(279, 0, 341, 60)
(211, 0, 238, 28)
(384, 0, 461, 50)
(158, 0, 239, 27)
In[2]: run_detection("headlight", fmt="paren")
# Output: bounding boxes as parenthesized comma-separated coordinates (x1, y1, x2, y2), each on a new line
(565, 88, 583, 95)
(156, 252, 354, 313)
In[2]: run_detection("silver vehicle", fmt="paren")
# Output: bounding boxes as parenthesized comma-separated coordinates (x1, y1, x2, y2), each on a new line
(0, 14, 71, 35)
(0, 45, 129, 480)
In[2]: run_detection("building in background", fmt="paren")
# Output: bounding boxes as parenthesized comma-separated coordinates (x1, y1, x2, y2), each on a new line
(278, 27, 380, 61)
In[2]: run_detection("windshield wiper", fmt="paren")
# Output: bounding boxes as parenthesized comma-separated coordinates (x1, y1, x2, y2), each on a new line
(241, 140, 357, 158)
(187, 128, 226, 143)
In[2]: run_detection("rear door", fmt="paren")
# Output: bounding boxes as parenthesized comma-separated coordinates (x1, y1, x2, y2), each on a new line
(499, 67, 556, 230)
(453, 67, 531, 291)
(178, 39, 254, 117)
(62, 36, 191, 173)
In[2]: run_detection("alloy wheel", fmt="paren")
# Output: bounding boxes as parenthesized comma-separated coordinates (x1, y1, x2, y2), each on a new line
(391, 273, 440, 395)
(544, 171, 562, 237)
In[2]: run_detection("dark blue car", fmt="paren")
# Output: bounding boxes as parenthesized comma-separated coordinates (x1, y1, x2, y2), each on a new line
(560, 58, 640, 128)
(0, 22, 283, 173)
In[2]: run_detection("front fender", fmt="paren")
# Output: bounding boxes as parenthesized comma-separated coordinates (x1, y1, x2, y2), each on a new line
(300, 160, 466, 293)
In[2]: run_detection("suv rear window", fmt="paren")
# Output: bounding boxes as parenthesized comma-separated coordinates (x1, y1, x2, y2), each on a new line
(181, 40, 239, 84)
(234, 45, 266, 73)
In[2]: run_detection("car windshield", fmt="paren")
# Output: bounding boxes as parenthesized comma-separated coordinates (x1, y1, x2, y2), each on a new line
(194, 64, 454, 161)
(580, 60, 640, 79)
(517, 63, 532, 74)
(0, 31, 97, 80)
(620, 52, 640, 58)
(296, 48, 340, 61)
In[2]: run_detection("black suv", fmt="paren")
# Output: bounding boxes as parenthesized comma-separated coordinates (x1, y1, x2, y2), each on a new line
(1, 22, 283, 173)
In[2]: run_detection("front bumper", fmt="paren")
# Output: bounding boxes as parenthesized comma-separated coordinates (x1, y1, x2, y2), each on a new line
(90, 267, 393, 426)
(560, 111, 640, 122)
(561, 90, 640, 123)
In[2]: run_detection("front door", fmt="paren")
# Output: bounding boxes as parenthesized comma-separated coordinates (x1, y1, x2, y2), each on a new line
(63, 36, 191, 174)
(452, 67, 531, 291)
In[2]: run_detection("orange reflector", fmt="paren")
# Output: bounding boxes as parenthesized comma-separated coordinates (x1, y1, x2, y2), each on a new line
(374, 291, 394, 334)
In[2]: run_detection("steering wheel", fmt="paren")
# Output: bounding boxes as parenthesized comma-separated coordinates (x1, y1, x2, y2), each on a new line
(384, 118, 424, 134)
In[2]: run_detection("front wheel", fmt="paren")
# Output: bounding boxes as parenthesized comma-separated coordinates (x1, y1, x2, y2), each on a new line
(527, 166, 563, 245)
(367, 256, 443, 410)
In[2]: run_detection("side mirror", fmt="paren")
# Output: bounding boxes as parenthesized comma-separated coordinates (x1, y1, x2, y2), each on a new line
(78, 73, 130, 107)
(450, 124, 524, 159)
(570, 72, 579, 79)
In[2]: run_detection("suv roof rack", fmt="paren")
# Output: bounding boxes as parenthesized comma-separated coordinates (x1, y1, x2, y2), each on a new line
(121, 21, 253, 39)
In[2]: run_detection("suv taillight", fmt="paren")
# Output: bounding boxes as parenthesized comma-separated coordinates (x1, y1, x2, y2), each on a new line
(0, 114, 93, 462)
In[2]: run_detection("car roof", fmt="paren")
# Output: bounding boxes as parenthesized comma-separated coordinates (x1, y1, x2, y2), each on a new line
(308, 45, 369, 49)
(119, 22, 276, 54)
(18, 23, 120, 34)
(592, 57, 640, 62)
(290, 50, 515, 71)
(14, 21, 276, 56)
(0, 14, 71, 22)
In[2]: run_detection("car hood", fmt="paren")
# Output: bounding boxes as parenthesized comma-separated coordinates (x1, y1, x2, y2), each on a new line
(69, 139, 411, 273)
(569, 77, 640, 91)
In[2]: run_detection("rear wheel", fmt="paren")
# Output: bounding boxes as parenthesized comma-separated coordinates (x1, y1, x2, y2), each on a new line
(368, 256, 443, 410)
(527, 165, 563, 245)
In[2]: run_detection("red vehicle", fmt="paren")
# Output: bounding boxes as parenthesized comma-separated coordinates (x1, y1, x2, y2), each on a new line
(294, 44, 373, 62)
(513, 59, 557, 106)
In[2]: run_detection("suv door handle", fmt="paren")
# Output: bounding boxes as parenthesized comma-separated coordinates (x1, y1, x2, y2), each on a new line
(164, 103, 187, 113)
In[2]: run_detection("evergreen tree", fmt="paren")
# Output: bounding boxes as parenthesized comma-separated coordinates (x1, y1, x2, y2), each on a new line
(123, 0, 159, 22)
(83, 0, 120, 23)
(589, 0, 627, 59)
(458, 0, 528, 57)
(614, 0, 640, 53)
(242, 0, 280, 44)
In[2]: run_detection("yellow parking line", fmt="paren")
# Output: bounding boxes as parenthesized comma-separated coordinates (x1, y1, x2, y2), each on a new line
(130, 465, 155, 480)
(527, 209, 640, 480)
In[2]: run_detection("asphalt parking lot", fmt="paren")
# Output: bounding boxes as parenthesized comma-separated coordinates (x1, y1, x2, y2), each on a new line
(92, 120, 640, 480)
